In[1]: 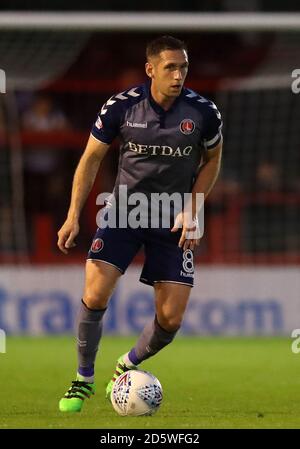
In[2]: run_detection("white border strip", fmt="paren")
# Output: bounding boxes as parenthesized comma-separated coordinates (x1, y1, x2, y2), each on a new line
(0, 12, 300, 31)
(86, 258, 124, 274)
(220, 74, 294, 91)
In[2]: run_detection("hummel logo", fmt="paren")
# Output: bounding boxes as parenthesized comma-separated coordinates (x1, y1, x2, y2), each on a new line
(0, 329, 6, 353)
(0, 70, 6, 94)
(126, 121, 147, 128)
(77, 338, 87, 347)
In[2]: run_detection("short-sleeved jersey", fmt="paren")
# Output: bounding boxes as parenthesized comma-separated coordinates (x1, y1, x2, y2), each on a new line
(91, 82, 222, 200)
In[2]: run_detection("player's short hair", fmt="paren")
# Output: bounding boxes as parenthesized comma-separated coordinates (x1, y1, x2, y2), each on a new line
(146, 35, 187, 61)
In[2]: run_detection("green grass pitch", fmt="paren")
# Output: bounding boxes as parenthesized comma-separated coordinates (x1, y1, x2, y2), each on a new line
(1, 336, 300, 429)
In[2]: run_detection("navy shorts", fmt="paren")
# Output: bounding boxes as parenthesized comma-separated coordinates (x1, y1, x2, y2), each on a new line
(87, 225, 194, 287)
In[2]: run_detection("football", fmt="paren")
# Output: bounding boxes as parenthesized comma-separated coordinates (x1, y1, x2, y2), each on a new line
(111, 369, 163, 416)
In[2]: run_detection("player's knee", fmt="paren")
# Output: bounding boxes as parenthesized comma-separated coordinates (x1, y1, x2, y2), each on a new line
(83, 294, 109, 310)
(158, 314, 182, 332)
(83, 281, 114, 310)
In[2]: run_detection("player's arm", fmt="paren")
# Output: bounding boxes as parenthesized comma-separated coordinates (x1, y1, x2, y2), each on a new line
(189, 138, 223, 215)
(57, 135, 110, 254)
(188, 100, 223, 220)
(172, 102, 223, 250)
(172, 140, 222, 251)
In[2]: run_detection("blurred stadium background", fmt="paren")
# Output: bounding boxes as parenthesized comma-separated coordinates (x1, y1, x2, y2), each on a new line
(1, 1, 300, 430)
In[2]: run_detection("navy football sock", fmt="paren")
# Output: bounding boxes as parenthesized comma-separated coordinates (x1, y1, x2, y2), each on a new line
(76, 299, 106, 378)
(128, 315, 179, 364)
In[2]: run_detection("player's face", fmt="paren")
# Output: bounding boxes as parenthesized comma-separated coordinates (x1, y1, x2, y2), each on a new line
(146, 49, 189, 98)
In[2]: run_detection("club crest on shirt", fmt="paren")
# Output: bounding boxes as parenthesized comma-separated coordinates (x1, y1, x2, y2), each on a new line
(91, 238, 104, 252)
(180, 119, 195, 135)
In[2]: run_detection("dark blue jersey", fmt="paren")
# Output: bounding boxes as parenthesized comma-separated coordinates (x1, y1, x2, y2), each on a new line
(91, 82, 222, 200)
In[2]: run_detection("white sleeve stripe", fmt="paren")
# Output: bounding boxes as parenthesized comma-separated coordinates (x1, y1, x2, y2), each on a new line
(205, 132, 222, 148)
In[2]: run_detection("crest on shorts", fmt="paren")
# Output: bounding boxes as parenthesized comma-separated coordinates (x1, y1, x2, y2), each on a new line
(180, 119, 195, 135)
(91, 238, 104, 252)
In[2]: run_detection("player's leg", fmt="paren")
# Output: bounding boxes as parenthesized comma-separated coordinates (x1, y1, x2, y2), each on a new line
(106, 282, 191, 399)
(59, 260, 121, 412)
(125, 229, 193, 364)
(105, 228, 193, 399)
(127, 282, 191, 363)
(77, 259, 122, 378)
(60, 222, 142, 411)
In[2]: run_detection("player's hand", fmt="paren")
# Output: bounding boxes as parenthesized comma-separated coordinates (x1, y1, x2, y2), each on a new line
(171, 211, 201, 251)
(57, 219, 80, 254)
